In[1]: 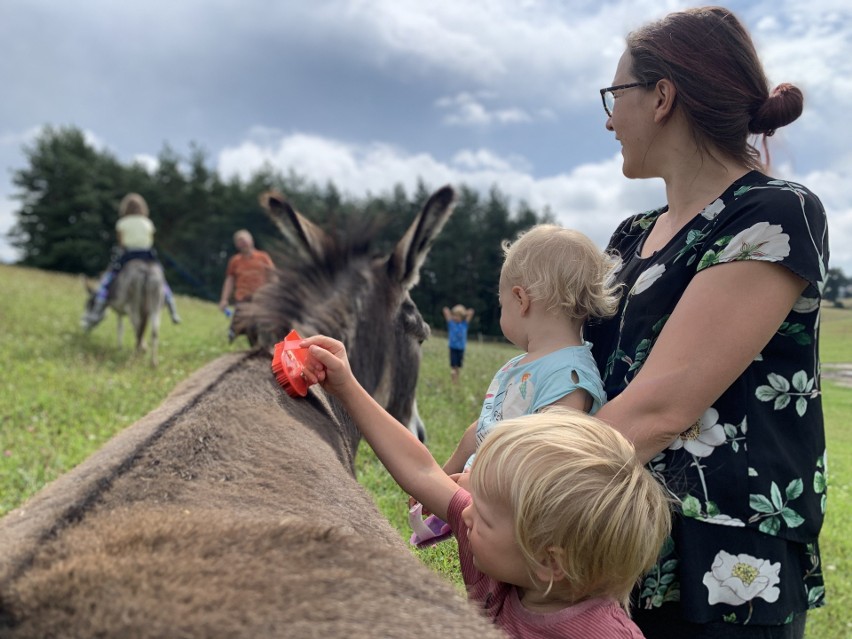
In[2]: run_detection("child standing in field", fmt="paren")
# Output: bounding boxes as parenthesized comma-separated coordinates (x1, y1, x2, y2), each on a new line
(299, 335, 671, 639)
(442, 223, 621, 476)
(443, 304, 475, 384)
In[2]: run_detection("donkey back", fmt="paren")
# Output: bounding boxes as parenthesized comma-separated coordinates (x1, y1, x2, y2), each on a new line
(0, 186, 504, 638)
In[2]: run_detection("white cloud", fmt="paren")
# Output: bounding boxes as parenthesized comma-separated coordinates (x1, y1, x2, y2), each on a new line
(787, 164, 852, 273)
(2, 0, 851, 276)
(132, 154, 159, 173)
(436, 93, 533, 127)
(0, 127, 42, 149)
(216, 130, 663, 253)
(217, 128, 852, 275)
(217, 133, 456, 198)
(0, 196, 20, 264)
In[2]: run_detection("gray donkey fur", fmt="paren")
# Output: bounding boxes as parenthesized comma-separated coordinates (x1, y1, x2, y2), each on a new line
(83, 259, 165, 366)
(0, 186, 502, 639)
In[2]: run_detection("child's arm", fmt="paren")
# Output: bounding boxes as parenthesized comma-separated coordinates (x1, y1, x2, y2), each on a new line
(442, 306, 452, 321)
(442, 420, 477, 475)
(300, 335, 459, 522)
(551, 388, 592, 413)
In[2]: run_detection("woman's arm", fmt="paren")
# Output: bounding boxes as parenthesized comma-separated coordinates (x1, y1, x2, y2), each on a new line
(301, 335, 459, 521)
(596, 260, 807, 463)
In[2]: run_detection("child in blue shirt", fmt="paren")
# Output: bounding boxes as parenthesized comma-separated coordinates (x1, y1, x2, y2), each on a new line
(443, 304, 475, 384)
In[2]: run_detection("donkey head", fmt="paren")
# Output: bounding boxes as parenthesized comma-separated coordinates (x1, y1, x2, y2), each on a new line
(254, 186, 455, 440)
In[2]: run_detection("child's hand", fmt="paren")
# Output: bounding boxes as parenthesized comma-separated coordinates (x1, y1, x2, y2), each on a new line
(448, 471, 471, 493)
(299, 335, 356, 396)
(408, 495, 432, 517)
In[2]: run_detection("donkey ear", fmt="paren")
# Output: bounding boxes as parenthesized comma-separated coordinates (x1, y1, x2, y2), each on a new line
(388, 185, 455, 289)
(259, 191, 327, 262)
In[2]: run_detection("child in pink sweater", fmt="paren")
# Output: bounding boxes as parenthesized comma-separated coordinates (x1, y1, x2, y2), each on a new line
(301, 335, 671, 638)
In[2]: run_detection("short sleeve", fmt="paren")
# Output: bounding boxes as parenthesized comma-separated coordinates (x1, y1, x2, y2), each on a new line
(694, 181, 829, 297)
(225, 255, 238, 278)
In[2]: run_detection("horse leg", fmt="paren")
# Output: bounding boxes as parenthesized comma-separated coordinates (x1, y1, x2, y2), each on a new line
(134, 312, 148, 357)
(116, 315, 124, 349)
(149, 309, 161, 367)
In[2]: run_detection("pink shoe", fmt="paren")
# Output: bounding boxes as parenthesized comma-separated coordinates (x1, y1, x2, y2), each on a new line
(408, 503, 453, 548)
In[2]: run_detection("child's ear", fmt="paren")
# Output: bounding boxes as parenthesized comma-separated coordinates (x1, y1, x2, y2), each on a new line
(533, 546, 566, 583)
(512, 286, 531, 314)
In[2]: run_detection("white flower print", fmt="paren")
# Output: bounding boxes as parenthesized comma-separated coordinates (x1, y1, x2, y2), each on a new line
(703, 551, 780, 606)
(700, 514, 746, 527)
(793, 296, 819, 314)
(668, 408, 726, 457)
(716, 222, 790, 263)
(700, 198, 726, 220)
(631, 263, 666, 296)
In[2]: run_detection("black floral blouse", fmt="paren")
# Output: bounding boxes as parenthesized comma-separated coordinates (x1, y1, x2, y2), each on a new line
(586, 171, 829, 626)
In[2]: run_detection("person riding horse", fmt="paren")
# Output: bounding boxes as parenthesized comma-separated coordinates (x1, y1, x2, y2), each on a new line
(82, 193, 180, 329)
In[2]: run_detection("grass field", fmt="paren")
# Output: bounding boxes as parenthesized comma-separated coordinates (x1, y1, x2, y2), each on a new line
(1, 263, 849, 637)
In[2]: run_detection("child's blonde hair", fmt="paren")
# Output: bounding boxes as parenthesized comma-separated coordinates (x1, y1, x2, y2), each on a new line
(118, 193, 150, 218)
(451, 304, 467, 319)
(469, 408, 671, 609)
(500, 224, 620, 320)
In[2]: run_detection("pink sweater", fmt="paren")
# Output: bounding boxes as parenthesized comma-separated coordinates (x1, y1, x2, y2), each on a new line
(447, 490, 646, 639)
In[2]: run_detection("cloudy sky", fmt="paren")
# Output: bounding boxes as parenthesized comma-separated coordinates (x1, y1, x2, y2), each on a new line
(2, 0, 851, 274)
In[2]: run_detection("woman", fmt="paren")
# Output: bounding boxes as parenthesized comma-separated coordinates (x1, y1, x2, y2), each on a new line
(585, 7, 828, 638)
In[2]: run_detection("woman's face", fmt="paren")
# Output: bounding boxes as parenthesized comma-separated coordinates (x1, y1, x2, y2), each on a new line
(605, 50, 656, 179)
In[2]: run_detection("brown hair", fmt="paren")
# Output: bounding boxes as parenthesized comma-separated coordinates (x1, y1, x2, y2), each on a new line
(118, 193, 150, 218)
(627, 6, 803, 170)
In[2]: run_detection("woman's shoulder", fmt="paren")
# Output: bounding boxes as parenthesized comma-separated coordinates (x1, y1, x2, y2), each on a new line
(608, 206, 666, 247)
(708, 171, 827, 239)
(729, 171, 824, 210)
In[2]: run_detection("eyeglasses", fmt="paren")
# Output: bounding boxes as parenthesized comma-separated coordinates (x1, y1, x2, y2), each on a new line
(599, 82, 654, 117)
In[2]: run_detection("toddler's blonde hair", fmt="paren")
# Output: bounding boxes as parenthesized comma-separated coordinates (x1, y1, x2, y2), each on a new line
(470, 408, 671, 609)
(451, 304, 467, 318)
(118, 193, 149, 218)
(500, 224, 620, 320)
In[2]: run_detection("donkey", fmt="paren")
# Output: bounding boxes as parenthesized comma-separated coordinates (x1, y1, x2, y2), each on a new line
(82, 259, 165, 366)
(0, 186, 504, 639)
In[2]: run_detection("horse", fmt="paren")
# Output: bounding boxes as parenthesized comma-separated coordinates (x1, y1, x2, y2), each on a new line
(0, 186, 504, 639)
(82, 259, 165, 366)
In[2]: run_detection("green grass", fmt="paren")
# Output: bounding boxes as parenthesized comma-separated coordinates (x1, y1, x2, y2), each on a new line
(1, 264, 850, 637)
(0, 264, 243, 514)
(820, 304, 852, 363)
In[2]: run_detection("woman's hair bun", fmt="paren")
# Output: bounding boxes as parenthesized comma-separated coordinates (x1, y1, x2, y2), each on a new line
(748, 83, 804, 136)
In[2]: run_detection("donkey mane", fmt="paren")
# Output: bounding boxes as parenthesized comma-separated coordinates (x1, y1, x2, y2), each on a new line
(251, 220, 388, 342)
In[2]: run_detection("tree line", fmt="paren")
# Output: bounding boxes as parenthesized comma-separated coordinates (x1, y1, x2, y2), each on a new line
(8, 126, 552, 337)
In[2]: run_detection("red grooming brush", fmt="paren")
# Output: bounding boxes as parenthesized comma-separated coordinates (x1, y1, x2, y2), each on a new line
(271, 329, 313, 397)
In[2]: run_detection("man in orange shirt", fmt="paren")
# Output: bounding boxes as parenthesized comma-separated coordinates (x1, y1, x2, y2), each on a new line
(218, 229, 275, 344)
